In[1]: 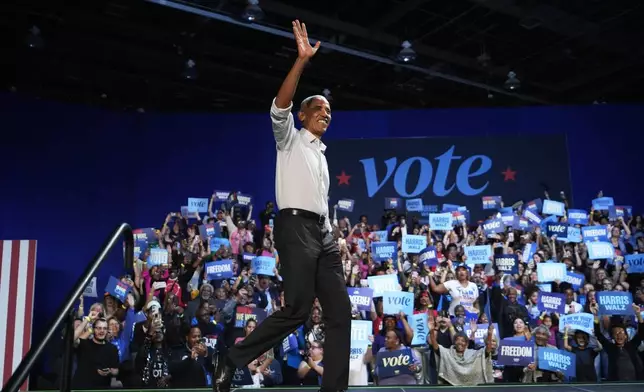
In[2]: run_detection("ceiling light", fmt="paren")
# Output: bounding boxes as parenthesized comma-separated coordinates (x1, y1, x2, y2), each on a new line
(26, 26, 44, 49)
(182, 59, 197, 80)
(397, 41, 416, 63)
(242, 0, 264, 22)
(504, 71, 521, 91)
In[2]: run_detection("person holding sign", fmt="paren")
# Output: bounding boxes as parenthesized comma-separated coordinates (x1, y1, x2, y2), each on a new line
(214, 21, 352, 392)
(589, 302, 644, 381)
(373, 329, 420, 385)
(429, 318, 496, 385)
(429, 265, 479, 316)
(562, 326, 602, 382)
(522, 325, 563, 383)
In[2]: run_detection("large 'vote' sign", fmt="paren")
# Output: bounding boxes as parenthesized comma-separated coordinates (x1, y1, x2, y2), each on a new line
(326, 135, 571, 221)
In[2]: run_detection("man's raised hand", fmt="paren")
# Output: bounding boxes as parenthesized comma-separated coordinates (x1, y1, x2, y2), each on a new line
(292, 20, 320, 60)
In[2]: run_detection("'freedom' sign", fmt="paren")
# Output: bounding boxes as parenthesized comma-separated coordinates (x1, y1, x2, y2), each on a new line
(347, 287, 373, 311)
(497, 339, 534, 366)
(206, 260, 234, 280)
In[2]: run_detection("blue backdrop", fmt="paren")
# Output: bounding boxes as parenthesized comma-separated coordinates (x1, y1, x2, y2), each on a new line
(1, 92, 643, 344)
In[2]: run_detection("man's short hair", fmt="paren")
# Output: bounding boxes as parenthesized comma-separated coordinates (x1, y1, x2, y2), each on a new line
(300, 95, 327, 110)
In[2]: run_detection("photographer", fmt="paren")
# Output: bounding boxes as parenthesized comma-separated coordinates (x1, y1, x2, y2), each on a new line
(134, 310, 172, 388)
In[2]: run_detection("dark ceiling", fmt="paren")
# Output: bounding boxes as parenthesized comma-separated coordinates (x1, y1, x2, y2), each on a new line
(3, 0, 644, 113)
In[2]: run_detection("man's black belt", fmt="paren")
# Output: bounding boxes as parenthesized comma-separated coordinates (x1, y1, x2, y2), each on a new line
(280, 208, 326, 225)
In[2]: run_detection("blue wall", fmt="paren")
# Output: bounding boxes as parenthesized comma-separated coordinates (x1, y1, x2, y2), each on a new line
(1, 93, 643, 342)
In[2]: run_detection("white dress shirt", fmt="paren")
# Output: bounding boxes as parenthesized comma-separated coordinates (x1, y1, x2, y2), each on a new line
(270, 98, 331, 231)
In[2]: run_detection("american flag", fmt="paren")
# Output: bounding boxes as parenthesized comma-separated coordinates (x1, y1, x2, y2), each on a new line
(0, 240, 37, 391)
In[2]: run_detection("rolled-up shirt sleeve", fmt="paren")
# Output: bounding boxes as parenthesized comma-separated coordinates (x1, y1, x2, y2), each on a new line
(271, 98, 296, 150)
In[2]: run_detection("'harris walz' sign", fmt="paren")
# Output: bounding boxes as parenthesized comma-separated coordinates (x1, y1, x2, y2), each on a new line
(326, 135, 571, 222)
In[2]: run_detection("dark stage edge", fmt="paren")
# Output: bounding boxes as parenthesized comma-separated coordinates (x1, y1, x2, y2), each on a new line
(68, 383, 644, 392)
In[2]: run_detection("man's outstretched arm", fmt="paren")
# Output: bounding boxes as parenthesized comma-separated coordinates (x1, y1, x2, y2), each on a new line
(274, 20, 320, 109)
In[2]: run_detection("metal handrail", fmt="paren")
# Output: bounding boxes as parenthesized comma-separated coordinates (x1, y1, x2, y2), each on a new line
(1, 223, 134, 392)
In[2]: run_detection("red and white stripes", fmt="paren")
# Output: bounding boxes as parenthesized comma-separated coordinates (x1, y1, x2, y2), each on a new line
(0, 240, 37, 391)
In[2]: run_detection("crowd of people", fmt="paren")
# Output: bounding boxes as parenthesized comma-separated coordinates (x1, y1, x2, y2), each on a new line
(38, 191, 644, 389)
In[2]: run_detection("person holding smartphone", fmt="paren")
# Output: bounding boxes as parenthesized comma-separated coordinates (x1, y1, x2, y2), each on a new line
(71, 309, 119, 389)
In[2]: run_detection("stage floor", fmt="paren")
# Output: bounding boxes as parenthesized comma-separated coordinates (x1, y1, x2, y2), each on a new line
(257, 384, 644, 392)
(71, 383, 644, 392)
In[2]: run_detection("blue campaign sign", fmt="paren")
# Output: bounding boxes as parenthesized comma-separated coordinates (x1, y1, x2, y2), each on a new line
(212, 190, 230, 201)
(236, 193, 253, 206)
(402, 234, 427, 254)
(251, 256, 276, 276)
(105, 276, 131, 302)
(405, 198, 422, 212)
(525, 198, 543, 213)
(420, 205, 439, 216)
(559, 313, 594, 335)
(441, 203, 461, 212)
(625, 254, 644, 273)
(564, 271, 585, 290)
(132, 228, 157, 245)
(542, 199, 565, 216)
(409, 313, 428, 346)
(350, 320, 372, 360)
(205, 260, 234, 280)
(188, 197, 208, 213)
(371, 241, 397, 261)
(586, 241, 615, 260)
(419, 246, 439, 267)
(337, 198, 355, 212)
(537, 347, 576, 378)
(463, 323, 499, 346)
(501, 211, 515, 225)
(546, 222, 568, 238)
(385, 197, 401, 209)
(567, 209, 589, 225)
(523, 208, 543, 224)
(498, 339, 534, 367)
(367, 274, 400, 297)
(608, 205, 625, 220)
(451, 210, 469, 226)
(537, 292, 566, 314)
(382, 291, 414, 315)
(371, 230, 388, 242)
(482, 218, 505, 235)
(242, 252, 255, 264)
(377, 349, 414, 379)
(523, 242, 537, 264)
(537, 263, 566, 282)
(513, 216, 530, 230)
(582, 225, 608, 242)
(562, 226, 582, 243)
(232, 367, 253, 386)
(464, 245, 492, 264)
(210, 237, 230, 251)
(347, 287, 373, 312)
(148, 248, 168, 267)
(429, 212, 453, 230)
(597, 291, 634, 316)
(482, 195, 502, 210)
(325, 136, 571, 223)
(592, 197, 614, 210)
(494, 254, 518, 274)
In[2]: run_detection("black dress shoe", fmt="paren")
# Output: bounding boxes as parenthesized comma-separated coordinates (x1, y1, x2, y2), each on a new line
(212, 354, 236, 392)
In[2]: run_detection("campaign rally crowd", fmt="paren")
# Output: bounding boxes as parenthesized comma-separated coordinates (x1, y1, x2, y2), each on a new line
(39, 191, 644, 389)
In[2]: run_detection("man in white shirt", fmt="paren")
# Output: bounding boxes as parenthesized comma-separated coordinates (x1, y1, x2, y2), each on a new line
(214, 20, 351, 392)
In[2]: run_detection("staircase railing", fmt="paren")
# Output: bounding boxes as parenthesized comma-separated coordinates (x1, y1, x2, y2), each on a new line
(1, 223, 134, 392)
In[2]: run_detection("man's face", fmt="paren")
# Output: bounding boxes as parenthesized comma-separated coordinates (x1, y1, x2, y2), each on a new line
(93, 320, 109, 341)
(298, 97, 331, 137)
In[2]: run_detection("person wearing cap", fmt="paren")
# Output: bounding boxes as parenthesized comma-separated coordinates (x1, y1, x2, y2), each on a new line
(212, 20, 351, 392)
